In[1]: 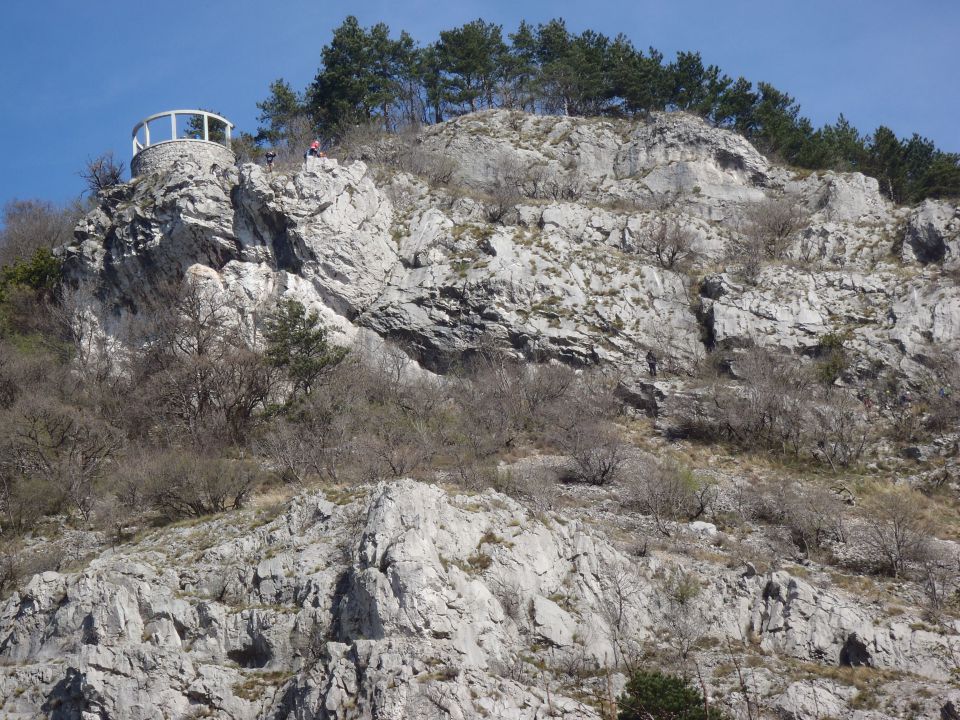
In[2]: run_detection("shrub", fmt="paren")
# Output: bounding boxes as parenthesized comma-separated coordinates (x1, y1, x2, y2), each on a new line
(728, 197, 810, 282)
(630, 459, 713, 536)
(133, 450, 261, 519)
(555, 420, 629, 486)
(814, 331, 849, 385)
(672, 348, 871, 467)
(861, 487, 931, 578)
(807, 390, 870, 469)
(257, 382, 353, 485)
(618, 669, 727, 720)
(127, 279, 280, 447)
(0, 247, 63, 340)
(639, 215, 696, 270)
(0, 247, 63, 304)
(80, 152, 125, 195)
(744, 197, 810, 259)
(924, 349, 960, 437)
(0, 199, 76, 268)
(9, 399, 120, 522)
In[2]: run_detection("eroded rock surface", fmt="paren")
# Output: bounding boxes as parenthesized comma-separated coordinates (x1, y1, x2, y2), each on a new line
(35, 110, 960, 719)
(62, 110, 959, 381)
(0, 480, 956, 719)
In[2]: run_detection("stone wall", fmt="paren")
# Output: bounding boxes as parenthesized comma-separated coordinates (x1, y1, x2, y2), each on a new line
(131, 140, 235, 177)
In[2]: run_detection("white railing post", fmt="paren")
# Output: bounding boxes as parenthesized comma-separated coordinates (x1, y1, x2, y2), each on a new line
(225, 124, 232, 149)
(170, 112, 177, 141)
(145, 123, 150, 147)
(203, 113, 209, 142)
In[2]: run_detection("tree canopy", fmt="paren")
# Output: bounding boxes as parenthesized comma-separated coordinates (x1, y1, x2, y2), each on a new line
(256, 15, 960, 204)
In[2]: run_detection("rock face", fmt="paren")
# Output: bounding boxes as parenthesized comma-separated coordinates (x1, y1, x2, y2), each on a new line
(63, 109, 959, 382)
(34, 110, 960, 718)
(55, 113, 945, 384)
(0, 480, 956, 719)
(902, 199, 960, 267)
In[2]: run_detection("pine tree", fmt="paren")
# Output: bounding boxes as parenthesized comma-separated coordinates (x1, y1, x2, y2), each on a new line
(433, 19, 508, 113)
(618, 670, 727, 720)
(264, 300, 345, 400)
(255, 79, 305, 145)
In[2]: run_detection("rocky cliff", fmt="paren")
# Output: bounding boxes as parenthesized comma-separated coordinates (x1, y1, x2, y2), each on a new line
(5, 109, 958, 719)
(63, 109, 960, 379)
(2, 480, 958, 719)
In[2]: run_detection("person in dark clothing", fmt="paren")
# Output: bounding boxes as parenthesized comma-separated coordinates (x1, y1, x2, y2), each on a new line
(646, 350, 658, 377)
(265, 151, 276, 172)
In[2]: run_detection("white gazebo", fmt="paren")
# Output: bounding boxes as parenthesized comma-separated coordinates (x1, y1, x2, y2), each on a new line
(130, 109, 235, 177)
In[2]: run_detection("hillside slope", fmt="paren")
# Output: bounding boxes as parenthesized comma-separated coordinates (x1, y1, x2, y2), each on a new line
(2, 479, 958, 719)
(2, 109, 956, 719)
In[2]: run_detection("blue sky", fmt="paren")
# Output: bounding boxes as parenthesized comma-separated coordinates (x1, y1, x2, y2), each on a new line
(1, 0, 957, 213)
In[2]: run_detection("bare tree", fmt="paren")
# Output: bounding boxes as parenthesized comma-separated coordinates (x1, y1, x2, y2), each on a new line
(675, 348, 814, 455)
(919, 549, 959, 619)
(80, 152, 125, 195)
(861, 487, 931, 578)
(779, 483, 847, 555)
(0, 199, 76, 266)
(11, 399, 120, 522)
(554, 420, 629, 486)
(925, 349, 960, 438)
(484, 181, 522, 224)
(660, 569, 705, 670)
(729, 197, 810, 282)
(639, 215, 696, 269)
(744, 197, 810, 259)
(127, 278, 279, 447)
(808, 389, 871, 469)
(598, 560, 644, 668)
(129, 449, 260, 519)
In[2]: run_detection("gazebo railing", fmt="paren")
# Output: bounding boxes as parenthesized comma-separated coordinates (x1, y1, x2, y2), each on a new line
(132, 109, 234, 157)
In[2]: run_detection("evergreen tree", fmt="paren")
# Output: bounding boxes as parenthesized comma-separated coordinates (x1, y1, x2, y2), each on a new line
(714, 77, 757, 134)
(307, 16, 412, 137)
(565, 29, 615, 116)
(418, 44, 446, 123)
(618, 670, 727, 720)
(667, 51, 731, 120)
(820, 114, 867, 171)
(433, 20, 508, 113)
(265, 14, 958, 203)
(390, 31, 424, 126)
(255, 79, 305, 145)
(613, 44, 669, 115)
(505, 20, 540, 111)
(867, 126, 907, 202)
(185, 109, 227, 143)
(914, 152, 960, 200)
(750, 82, 803, 159)
(535, 19, 576, 115)
(264, 299, 346, 400)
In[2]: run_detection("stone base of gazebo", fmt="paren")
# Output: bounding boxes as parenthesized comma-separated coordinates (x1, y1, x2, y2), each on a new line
(131, 140, 235, 177)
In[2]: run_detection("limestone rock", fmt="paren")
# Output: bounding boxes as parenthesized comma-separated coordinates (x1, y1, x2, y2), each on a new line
(0, 481, 956, 719)
(902, 199, 960, 268)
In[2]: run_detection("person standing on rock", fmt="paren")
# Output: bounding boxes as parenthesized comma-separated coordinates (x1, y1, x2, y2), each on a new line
(306, 140, 321, 159)
(646, 349, 658, 377)
(265, 151, 276, 172)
